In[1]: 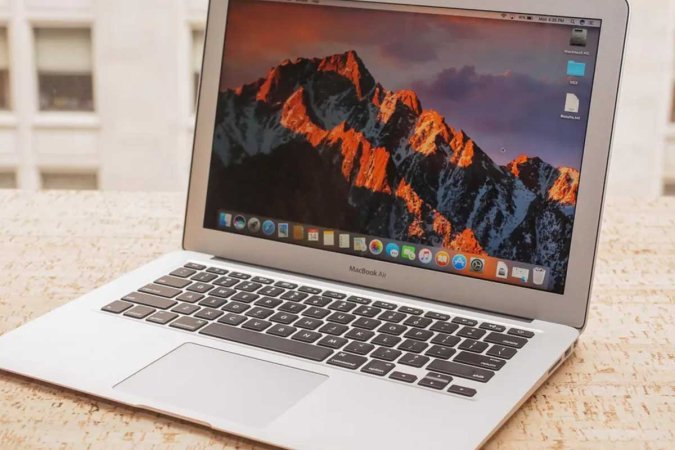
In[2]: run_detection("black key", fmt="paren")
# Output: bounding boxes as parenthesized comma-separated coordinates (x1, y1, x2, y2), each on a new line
(346, 295, 371, 305)
(299, 286, 322, 294)
(328, 300, 356, 312)
(269, 312, 298, 325)
(176, 292, 204, 304)
(229, 271, 251, 280)
(213, 277, 238, 288)
(459, 339, 489, 354)
(398, 339, 428, 353)
(172, 303, 200, 315)
(296, 317, 323, 330)
(327, 352, 367, 370)
(102, 300, 132, 314)
(371, 347, 401, 362)
(403, 316, 433, 329)
(184, 262, 206, 270)
(206, 267, 228, 275)
(353, 317, 381, 330)
(245, 307, 274, 319)
(210, 287, 236, 299)
(399, 306, 423, 315)
(430, 321, 459, 334)
(279, 302, 306, 314)
(267, 324, 297, 338)
(403, 328, 434, 341)
(258, 286, 285, 297)
(305, 296, 331, 307)
(389, 371, 418, 383)
(431, 333, 461, 347)
(318, 336, 348, 349)
(139, 284, 181, 299)
(484, 332, 528, 348)
(319, 323, 348, 336)
(480, 322, 506, 332)
(122, 292, 177, 310)
(194, 308, 224, 321)
(425, 311, 450, 321)
(379, 323, 407, 336)
(242, 319, 272, 331)
(146, 311, 178, 325)
(255, 297, 283, 309)
(231, 291, 259, 303)
(457, 326, 486, 340)
(155, 276, 191, 289)
(427, 359, 495, 383)
(361, 360, 395, 376)
(186, 282, 215, 294)
(419, 377, 450, 390)
(371, 334, 401, 348)
(191, 272, 217, 283)
(399, 353, 429, 368)
(452, 317, 478, 326)
(198, 296, 227, 308)
(217, 313, 246, 326)
(486, 344, 518, 360)
(292, 330, 321, 343)
(344, 341, 374, 355)
(447, 385, 477, 397)
(378, 311, 406, 323)
(170, 316, 208, 331)
(323, 291, 346, 299)
(275, 281, 298, 289)
(353, 306, 381, 318)
(508, 328, 535, 338)
(454, 351, 506, 371)
(201, 323, 332, 362)
(425, 345, 456, 360)
(344, 328, 374, 342)
(170, 267, 196, 278)
(327, 313, 355, 325)
(373, 301, 396, 310)
(280, 291, 308, 302)
(221, 301, 250, 314)
(235, 281, 262, 292)
(303, 307, 330, 319)
(251, 276, 274, 284)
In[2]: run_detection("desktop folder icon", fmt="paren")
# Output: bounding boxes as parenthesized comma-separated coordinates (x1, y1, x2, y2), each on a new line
(567, 60, 586, 77)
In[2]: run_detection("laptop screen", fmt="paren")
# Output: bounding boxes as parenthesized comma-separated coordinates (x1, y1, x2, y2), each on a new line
(203, 0, 601, 295)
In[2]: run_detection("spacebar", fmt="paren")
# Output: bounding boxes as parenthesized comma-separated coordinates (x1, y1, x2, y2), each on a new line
(199, 323, 333, 362)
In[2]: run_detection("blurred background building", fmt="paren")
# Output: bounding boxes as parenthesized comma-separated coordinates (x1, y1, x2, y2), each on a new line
(0, 0, 672, 196)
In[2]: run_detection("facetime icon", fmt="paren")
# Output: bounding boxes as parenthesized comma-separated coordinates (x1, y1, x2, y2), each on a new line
(564, 93, 580, 113)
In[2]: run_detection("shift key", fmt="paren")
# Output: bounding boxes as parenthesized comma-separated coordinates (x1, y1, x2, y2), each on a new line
(122, 292, 177, 310)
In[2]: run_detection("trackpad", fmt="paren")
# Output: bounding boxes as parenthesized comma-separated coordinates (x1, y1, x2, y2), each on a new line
(115, 343, 327, 427)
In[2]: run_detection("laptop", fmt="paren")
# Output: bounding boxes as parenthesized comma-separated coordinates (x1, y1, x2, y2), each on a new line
(0, 0, 628, 448)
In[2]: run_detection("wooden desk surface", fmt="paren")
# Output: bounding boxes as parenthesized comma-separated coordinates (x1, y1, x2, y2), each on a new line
(0, 191, 673, 449)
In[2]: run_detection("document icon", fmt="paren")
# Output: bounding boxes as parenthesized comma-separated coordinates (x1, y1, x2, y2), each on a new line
(567, 60, 586, 77)
(533, 267, 546, 286)
(564, 93, 580, 113)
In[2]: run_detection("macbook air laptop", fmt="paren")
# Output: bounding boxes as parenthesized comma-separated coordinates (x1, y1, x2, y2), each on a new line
(0, 0, 628, 448)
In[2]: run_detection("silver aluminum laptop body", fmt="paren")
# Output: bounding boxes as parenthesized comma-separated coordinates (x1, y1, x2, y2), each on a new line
(0, 1, 628, 449)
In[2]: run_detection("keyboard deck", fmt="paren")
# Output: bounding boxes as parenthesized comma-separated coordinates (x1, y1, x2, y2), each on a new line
(101, 262, 537, 398)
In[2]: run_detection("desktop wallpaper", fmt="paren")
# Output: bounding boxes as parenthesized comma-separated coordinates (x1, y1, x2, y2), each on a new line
(204, 0, 601, 293)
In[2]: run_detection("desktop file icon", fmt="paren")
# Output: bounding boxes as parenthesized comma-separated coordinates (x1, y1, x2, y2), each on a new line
(567, 60, 586, 77)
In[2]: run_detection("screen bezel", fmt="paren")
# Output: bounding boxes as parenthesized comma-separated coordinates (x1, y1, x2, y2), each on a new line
(183, 0, 629, 329)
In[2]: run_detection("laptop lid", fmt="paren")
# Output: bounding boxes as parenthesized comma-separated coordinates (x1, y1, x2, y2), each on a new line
(184, 0, 629, 329)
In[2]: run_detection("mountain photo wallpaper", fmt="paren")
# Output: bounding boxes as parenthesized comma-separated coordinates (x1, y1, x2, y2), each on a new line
(205, 0, 599, 294)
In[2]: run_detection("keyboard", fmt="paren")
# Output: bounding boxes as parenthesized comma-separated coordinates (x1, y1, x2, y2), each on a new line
(101, 262, 537, 398)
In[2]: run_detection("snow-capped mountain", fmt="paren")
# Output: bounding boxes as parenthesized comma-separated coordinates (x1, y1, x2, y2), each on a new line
(206, 50, 580, 292)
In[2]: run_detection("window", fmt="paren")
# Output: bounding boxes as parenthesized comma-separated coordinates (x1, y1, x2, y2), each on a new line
(0, 28, 10, 110)
(35, 28, 94, 112)
(192, 29, 205, 108)
(41, 171, 98, 190)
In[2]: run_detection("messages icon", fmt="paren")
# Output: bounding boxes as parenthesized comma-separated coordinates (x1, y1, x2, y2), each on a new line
(567, 60, 586, 77)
